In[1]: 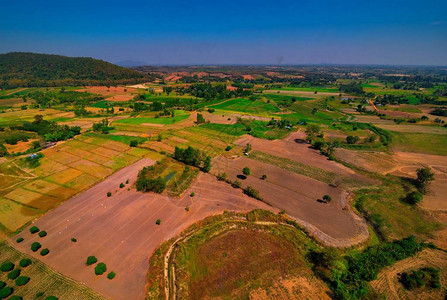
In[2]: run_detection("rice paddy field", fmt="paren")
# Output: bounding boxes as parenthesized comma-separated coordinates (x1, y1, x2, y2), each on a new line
(208, 98, 280, 115)
(113, 110, 189, 125)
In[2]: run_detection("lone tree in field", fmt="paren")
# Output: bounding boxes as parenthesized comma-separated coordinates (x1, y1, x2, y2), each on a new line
(416, 167, 434, 193)
(242, 167, 251, 176)
(202, 155, 211, 173)
(196, 113, 205, 124)
(323, 195, 332, 203)
(305, 124, 321, 143)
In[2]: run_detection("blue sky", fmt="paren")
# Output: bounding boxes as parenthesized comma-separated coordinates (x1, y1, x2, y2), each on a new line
(1, 0, 446, 65)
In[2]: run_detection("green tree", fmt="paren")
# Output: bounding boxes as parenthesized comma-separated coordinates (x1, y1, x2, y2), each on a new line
(242, 167, 251, 176)
(202, 156, 211, 173)
(416, 167, 434, 193)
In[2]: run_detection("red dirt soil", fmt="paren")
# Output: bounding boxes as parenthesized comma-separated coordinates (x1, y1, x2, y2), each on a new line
(212, 155, 368, 246)
(11, 159, 272, 300)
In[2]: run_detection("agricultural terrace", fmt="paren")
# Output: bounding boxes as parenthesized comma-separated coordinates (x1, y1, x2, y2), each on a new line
(12, 158, 272, 300)
(0, 133, 154, 238)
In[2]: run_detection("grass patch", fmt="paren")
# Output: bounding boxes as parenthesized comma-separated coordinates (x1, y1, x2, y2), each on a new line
(114, 110, 189, 125)
(208, 98, 280, 115)
(391, 132, 447, 156)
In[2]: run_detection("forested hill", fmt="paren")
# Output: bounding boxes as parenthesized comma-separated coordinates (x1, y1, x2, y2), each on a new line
(0, 52, 150, 88)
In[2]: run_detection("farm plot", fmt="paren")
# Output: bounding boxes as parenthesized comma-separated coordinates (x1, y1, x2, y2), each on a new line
(0, 134, 153, 237)
(12, 160, 272, 300)
(234, 132, 371, 185)
(211, 155, 368, 245)
(113, 110, 189, 125)
(208, 98, 280, 115)
(0, 243, 106, 299)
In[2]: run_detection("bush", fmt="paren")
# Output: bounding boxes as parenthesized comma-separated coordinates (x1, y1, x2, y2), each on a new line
(0, 262, 14, 272)
(323, 195, 332, 203)
(40, 248, 50, 256)
(225, 145, 232, 151)
(9, 296, 23, 300)
(15, 276, 30, 286)
(346, 135, 360, 144)
(242, 167, 251, 176)
(38, 231, 47, 238)
(16, 237, 24, 243)
(190, 192, 195, 197)
(232, 180, 241, 188)
(30, 226, 39, 234)
(19, 259, 31, 268)
(404, 191, 423, 205)
(0, 286, 13, 298)
(71, 238, 77, 242)
(136, 175, 166, 193)
(86, 256, 97, 266)
(243, 186, 262, 200)
(261, 174, 267, 180)
(95, 263, 107, 275)
(7, 269, 21, 280)
(217, 173, 227, 181)
(119, 183, 124, 188)
(31, 242, 41, 252)
(400, 267, 441, 290)
(44, 297, 58, 300)
(107, 271, 116, 280)
(129, 140, 138, 147)
(156, 219, 161, 225)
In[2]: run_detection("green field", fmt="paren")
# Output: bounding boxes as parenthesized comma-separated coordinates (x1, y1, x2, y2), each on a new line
(271, 86, 339, 93)
(114, 110, 189, 125)
(197, 120, 290, 140)
(391, 132, 447, 156)
(208, 98, 280, 114)
(263, 93, 313, 104)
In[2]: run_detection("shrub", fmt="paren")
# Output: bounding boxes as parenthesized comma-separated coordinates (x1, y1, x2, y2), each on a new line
(129, 140, 138, 147)
(16, 237, 24, 243)
(15, 276, 30, 286)
(38, 231, 47, 238)
(0, 286, 13, 298)
(36, 292, 44, 297)
(404, 191, 423, 205)
(19, 259, 31, 268)
(400, 267, 441, 290)
(232, 180, 241, 188)
(95, 263, 107, 275)
(119, 183, 125, 188)
(107, 192, 112, 197)
(323, 195, 332, 203)
(156, 219, 161, 225)
(7, 269, 21, 280)
(31, 242, 41, 252)
(30, 226, 39, 234)
(9, 296, 23, 300)
(217, 173, 227, 181)
(126, 179, 129, 184)
(107, 271, 116, 280)
(0, 262, 14, 272)
(71, 238, 77, 242)
(242, 167, 251, 176)
(136, 175, 166, 193)
(185, 206, 190, 212)
(86, 256, 97, 266)
(243, 186, 262, 200)
(261, 174, 267, 180)
(346, 135, 360, 144)
(44, 297, 58, 300)
(190, 192, 195, 197)
(40, 248, 50, 256)
(225, 145, 232, 151)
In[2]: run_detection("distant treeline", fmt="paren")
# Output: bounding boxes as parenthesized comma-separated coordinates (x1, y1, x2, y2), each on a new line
(0, 52, 151, 88)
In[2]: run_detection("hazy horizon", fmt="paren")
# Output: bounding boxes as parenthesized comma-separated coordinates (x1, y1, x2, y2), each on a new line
(1, 0, 446, 66)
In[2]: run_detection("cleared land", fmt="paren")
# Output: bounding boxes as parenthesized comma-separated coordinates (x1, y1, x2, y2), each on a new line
(211, 155, 368, 246)
(0, 243, 106, 299)
(12, 159, 272, 300)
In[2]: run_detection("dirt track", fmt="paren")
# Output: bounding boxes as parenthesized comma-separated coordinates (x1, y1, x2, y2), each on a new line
(11, 159, 272, 300)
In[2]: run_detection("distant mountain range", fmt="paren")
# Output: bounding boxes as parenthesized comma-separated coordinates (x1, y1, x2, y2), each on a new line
(115, 60, 148, 67)
(0, 52, 150, 88)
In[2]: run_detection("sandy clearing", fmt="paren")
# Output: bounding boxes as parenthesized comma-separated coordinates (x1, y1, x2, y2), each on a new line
(12, 159, 272, 300)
